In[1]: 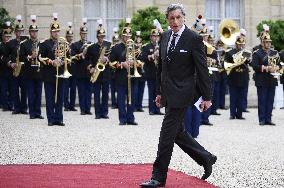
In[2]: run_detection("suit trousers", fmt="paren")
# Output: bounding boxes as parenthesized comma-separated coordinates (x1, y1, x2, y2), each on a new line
(256, 86, 275, 123)
(93, 81, 110, 117)
(77, 78, 92, 113)
(147, 78, 161, 114)
(26, 79, 42, 118)
(229, 86, 246, 118)
(211, 81, 220, 113)
(12, 76, 28, 113)
(44, 81, 64, 124)
(184, 105, 201, 138)
(152, 107, 211, 183)
(64, 76, 77, 109)
(116, 81, 136, 124)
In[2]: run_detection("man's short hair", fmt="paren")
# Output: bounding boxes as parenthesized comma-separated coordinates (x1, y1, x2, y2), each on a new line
(165, 3, 186, 18)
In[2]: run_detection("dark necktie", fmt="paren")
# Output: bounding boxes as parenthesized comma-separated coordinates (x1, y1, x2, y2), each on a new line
(167, 33, 178, 63)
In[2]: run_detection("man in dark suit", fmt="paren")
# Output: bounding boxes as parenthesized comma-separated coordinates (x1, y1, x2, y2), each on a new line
(140, 4, 217, 187)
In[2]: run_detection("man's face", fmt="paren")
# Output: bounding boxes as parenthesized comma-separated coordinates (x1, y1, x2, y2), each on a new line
(122, 35, 131, 43)
(150, 35, 159, 44)
(97, 35, 105, 44)
(51, 30, 60, 40)
(66, 36, 73, 43)
(29, 31, 38, 40)
(80, 33, 87, 41)
(262, 40, 271, 50)
(15, 30, 23, 38)
(2, 35, 11, 43)
(236, 43, 245, 50)
(167, 9, 185, 33)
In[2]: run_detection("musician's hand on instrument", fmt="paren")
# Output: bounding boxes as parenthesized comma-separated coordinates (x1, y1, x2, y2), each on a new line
(52, 59, 61, 67)
(89, 67, 95, 74)
(200, 100, 212, 112)
(121, 61, 129, 69)
(155, 95, 162, 108)
(102, 56, 109, 64)
(126, 60, 134, 68)
(10, 63, 17, 69)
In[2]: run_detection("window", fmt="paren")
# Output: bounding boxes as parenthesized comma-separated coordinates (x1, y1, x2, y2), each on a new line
(205, 0, 243, 39)
(84, 0, 126, 42)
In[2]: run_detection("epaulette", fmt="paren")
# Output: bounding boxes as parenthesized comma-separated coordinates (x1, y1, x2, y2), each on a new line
(20, 39, 27, 44)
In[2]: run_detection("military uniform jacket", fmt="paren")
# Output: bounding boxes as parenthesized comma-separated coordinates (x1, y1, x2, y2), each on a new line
(206, 48, 220, 82)
(0, 42, 5, 76)
(251, 48, 279, 87)
(20, 39, 42, 80)
(0, 39, 18, 77)
(109, 42, 129, 86)
(85, 40, 111, 82)
(70, 40, 91, 79)
(224, 48, 249, 87)
(279, 50, 284, 84)
(140, 42, 158, 79)
(38, 38, 65, 83)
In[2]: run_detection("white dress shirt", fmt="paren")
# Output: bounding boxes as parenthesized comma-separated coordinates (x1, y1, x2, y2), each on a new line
(167, 24, 186, 53)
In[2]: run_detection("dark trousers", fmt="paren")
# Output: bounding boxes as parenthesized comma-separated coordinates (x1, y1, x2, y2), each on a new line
(12, 76, 28, 113)
(116, 81, 136, 124)
(211, 81, 220, 113)
(64, 76, 77, 109)
(243, 81, 249, 110)
(229, 85, 246, 118)
(44, 81, 64, 124)
(147, 78, 160, 114)
(135, 78, 145, 110)
(110, 78, 117, 107)
(77, 78, 92, 113)
(219, 76, 227, 108)
(256, 86, 276, 123)
(93, 81, 109, 117)
(152, 107, 212, 183)
(184, 106, 201, 138)
(26, 79, 42, 118)
(0, 76, 14, 110)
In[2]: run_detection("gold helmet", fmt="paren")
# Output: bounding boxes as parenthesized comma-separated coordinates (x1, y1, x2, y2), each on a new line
(150, 29, 159, 36)
(80, 18, 88, 34)
(50, 13, 60, 32)
(260, 24, 272, 42)
(122, 18, 132, 37)
(29, 15, 38, 31)
(96, 19, 106, 37)
(15, 15, 24, 31)
(65, 22, 73, 37)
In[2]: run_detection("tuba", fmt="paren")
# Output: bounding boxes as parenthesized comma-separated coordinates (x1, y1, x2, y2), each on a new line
(219, 19, 240, 46)
(90, 47, 106, 83)
(224, 49, 251, 75)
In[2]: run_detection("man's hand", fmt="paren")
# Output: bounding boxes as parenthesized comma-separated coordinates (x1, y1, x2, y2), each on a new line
(155, 95, 162, 108)
(52, 59, 62, 67)
(200, 100, 212, 112)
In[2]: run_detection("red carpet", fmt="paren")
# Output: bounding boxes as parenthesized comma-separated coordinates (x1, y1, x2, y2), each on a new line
(0, 164, 216, 188)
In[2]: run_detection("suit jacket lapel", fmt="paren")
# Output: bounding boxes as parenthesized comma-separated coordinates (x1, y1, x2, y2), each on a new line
(174, 26, 188, 52)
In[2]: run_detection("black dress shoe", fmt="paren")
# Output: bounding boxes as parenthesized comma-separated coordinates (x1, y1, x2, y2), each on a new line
(236, 116, 245, 120)
(12, 111, 21, 114)
(280, 107, 284, 109)
(54, 121, 65, 126)
(259, 121, 265, 126)
(30, 116, 36, 119)
(119, 122, 126, 126)
(136, 108, 144, 112)
(21, 111, 28, 114)
(149, 112, 155, 115)
(230, 116, 235, 120)
(36, 115, 44, 119)
(48, 122, 54, 126)
(201, 121, 213, 126)
(95, 116, 101, 119)
(202, 154, 217, 180)
(211, 112, 221, 115)
(155, 112, 165, 115)
(64, 108, 70, 111)
(140, 179, 165, 187)
(86, 111, 93, 115)
(101, 115, 109, 119)
(69, 107, 77, 111)
(127, 121, 138, 125)
(266, 121, 276, 126)
(111, 105, 118, 109)
(243, 109, 250, 113)
(80, 112, 86, 115)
